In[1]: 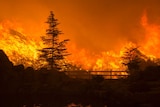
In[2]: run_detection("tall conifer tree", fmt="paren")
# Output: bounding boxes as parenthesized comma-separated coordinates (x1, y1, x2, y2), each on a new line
(40, 11, 69, 70)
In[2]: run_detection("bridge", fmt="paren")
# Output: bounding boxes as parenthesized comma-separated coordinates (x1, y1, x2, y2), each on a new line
(65, 70, 128, 79)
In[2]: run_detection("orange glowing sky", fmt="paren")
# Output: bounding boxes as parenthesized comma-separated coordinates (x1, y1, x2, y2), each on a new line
(0, 0, 160, 53)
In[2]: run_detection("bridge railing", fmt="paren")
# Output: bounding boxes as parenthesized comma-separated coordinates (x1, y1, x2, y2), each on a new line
(65, 70, 128, 79)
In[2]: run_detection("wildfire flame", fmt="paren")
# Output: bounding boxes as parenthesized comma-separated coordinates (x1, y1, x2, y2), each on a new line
(67, 12, 160, 71)
(0, 20, 44, 69)
(140, 12, 160, 58)
(0, 12, 160, 71)
(66, 45, 126, 71)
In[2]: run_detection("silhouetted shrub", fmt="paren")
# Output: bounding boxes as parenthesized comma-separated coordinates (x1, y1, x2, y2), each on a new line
(92, 75, 104, 83)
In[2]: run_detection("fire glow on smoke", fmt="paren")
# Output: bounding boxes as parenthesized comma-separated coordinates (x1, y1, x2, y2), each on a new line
(0, 13, 160, 71)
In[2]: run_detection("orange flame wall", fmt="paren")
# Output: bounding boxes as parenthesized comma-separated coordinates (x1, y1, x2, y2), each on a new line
(0, 12, 160, 70)
(140, 12, 160, 58)
(67, 12, 160, 71)
(0, 20, 45, 69)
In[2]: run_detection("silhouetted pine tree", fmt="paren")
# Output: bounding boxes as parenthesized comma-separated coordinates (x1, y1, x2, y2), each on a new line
(121, 46, 146, 76)
(39, 11, 69, 71)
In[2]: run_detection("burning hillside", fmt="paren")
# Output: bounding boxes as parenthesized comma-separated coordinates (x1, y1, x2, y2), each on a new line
(0, 20, 44, 69)
(0, 12, 160, 70)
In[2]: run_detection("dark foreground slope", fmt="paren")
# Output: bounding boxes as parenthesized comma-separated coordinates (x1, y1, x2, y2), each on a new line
(1, 50, 160, 107)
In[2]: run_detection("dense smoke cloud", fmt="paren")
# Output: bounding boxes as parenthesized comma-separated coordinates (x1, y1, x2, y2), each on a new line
(0, 0, 160, 53)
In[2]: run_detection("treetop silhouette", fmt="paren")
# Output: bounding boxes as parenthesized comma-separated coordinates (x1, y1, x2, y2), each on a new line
(39, 11, 69, 71)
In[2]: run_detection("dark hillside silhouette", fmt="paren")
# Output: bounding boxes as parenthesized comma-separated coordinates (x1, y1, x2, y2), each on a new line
(1, 49, 160, 106)
(0, 50, 15, 94)
(0, 50, 13, 70)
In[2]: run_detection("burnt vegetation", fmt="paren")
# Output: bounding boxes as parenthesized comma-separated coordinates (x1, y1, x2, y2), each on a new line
(1, 12, 160, 107)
